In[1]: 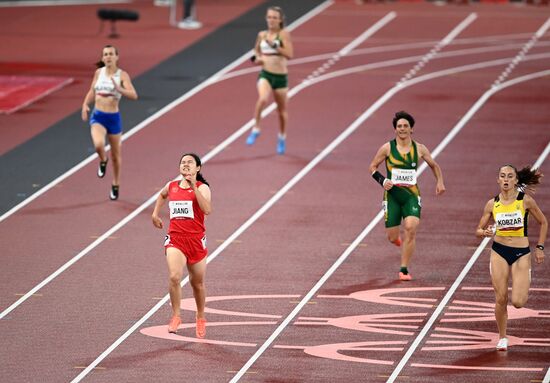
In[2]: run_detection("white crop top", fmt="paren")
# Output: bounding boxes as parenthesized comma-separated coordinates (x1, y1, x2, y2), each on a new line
(94, 67, 122, 99)
(260, 34, 282, 55)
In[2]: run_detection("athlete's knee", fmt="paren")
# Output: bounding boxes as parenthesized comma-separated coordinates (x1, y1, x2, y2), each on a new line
(404, 225, 417, 240)
(495, 293, 508, 307)
(511, 294, 528, 308)
(169, 271, 182, 286)
(256, 96, 269, 107)
(190, 277, 204, 291)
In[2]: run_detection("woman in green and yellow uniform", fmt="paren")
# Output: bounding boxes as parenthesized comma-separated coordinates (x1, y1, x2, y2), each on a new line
(476, 165, 546, 351)
(369, 111, 445, 281)
(246, 6, 293, 155)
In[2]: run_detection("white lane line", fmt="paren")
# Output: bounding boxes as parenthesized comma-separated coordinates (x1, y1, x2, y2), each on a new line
(0, 0, 334, 223)
(493, 17, 550, 87)
(63, 12, 399, 383)
(4, 16, 550, 325)
(229, 13, 477, 383)
(397, 13, 477, 84)
(387, 139, 550, 383)
(543, 364, 550, 383)
(307, 12, 396, 81)
(0, 0, 335, 320)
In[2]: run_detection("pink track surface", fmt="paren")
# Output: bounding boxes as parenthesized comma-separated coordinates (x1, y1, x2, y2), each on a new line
(0, 75, 73, 114)
(1, 2, 550, 383)
(0, 0, 263, 154)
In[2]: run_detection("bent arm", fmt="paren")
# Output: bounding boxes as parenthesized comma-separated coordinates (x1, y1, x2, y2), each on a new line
(117, 71, 138, 100)
(277, 30, 293, 59)
(194, 184, 212, 215)
(151, 183, 169, 228)
(476, 199, 494, 238)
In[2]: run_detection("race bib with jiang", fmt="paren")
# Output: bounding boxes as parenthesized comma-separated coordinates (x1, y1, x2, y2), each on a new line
(391, 168, 417, 186)
(169, 200, 194, 219)
(495, 211, 523, 231)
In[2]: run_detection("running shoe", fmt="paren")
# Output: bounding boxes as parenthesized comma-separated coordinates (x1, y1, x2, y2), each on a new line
(277, 137, 286, 155)
(196, 318, 206, 338)
(399, 272, 412, 281)
(246, 130, 260, 145)
(110, 185, 119, 200)
(167, 316, 181, 334)
(97, 160, 108, 178)
(392, 237, 402, 247)
(496, 337, 508, 351)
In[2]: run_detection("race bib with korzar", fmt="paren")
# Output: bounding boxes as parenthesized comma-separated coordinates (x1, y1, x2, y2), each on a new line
(391, 168, 417, 186)
(169, 200, 194, 219)
(495, 211, 523, 231)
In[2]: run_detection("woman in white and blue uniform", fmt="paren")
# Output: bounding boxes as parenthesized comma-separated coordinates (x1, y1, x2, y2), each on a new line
(246, 6, 293, 155)
(81, 45, 138, 200)
(476, 165, 547, 351)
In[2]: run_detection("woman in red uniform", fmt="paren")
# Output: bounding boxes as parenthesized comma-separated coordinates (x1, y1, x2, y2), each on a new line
(151, 153, 212, 338)
(476, 165, 546, 351)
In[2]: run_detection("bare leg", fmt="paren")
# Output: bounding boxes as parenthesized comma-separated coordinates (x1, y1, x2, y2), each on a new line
(273, 87, 288, 136)
(401, 216, 419, 268)
(166, 247, 186, 317)
(510, 253, 531, 308)
(253, 78, 272, 131)
(90, 124, 107, 162)
(107, 133, 122, 186)
(187, 257, 207, 319)
(386, 226, 400, 244)
(490, 251, 510, 339)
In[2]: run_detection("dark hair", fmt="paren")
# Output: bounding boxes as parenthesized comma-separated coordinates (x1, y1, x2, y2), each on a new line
(180, 153, 210, 186)
(95, 45, 118, 68)
(500, 164, 542, 194)
(267, 6, 285, 29)
(392, 111, 415, 129)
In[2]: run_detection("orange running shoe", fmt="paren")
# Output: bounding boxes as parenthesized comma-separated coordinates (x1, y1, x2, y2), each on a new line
(399, 272, 412, 281)
(167, 316, 181, 334)
(392, 237, 402, 247)
(196, 318, 206, 338)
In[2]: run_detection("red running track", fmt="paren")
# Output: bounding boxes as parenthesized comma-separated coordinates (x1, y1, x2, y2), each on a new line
(1, 2, 549, 383)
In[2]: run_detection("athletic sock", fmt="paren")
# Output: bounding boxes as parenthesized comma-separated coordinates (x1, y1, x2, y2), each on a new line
(400, 266, 408, 275)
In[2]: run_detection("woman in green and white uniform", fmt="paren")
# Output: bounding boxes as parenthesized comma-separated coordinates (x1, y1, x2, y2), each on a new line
(369, 111, 445, 281)
(246, 6, 293, 155)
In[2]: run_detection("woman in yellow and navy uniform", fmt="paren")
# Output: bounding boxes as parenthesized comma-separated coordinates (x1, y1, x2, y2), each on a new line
(476, 165, 547, 351)
(370, 111, 445, 281)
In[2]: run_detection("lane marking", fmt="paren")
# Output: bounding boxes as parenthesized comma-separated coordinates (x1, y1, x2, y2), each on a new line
(388, 140, 550, 383)
(65, 9, 402, 383)
(0, 0, 334, 321)
(3, 9, 549, 325)
(0, 0, 335, 223)
(229, 13, 479, 383)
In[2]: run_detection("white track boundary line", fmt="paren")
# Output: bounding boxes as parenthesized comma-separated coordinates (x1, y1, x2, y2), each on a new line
(544, 364, 550, 383)
(62, 13, 399, 383)
(0, 0, 335, 320)
(387, 18, 550, 381)
(228, 13, 478, 383)
(0, 0, 334, 223)
(387, 140, 550, 383)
